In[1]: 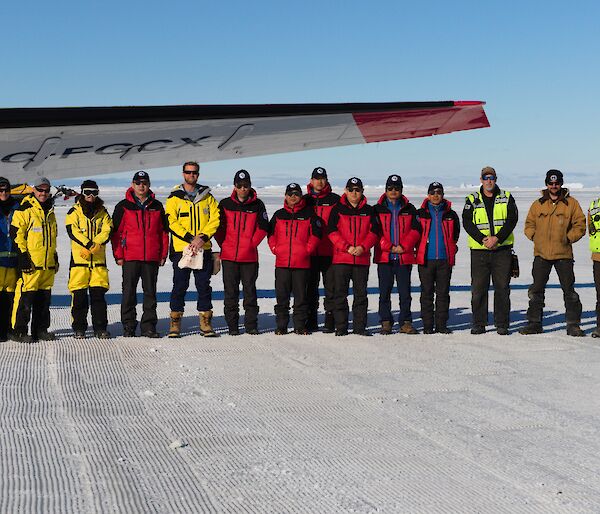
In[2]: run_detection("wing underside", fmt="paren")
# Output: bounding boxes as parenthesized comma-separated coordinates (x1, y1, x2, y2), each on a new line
(0, 101, 489, 181)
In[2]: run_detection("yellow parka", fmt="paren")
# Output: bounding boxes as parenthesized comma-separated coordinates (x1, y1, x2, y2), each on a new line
(165, 184, 220, 253)
(11, 194, 58, 270)
(65, 199, 113, 267)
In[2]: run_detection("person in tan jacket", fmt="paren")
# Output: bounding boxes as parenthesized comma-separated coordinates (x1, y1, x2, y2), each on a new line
(520, 170, 586, 336)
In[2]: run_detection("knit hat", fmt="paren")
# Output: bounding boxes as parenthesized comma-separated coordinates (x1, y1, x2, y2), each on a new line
(345, 177, 363, 190)
(386, 174, 403, 189)
(545, 169, 564, 185)
(233, 169, 251, 186)
(81, 179, 98, 190)
(0, 177, 10, 189)
(311, 167, 328, 179)
(481, 166, 496, 178)
(33, 177, 51, 188)
(285, 183, 302, 196)
(428, 181, 444, 194)
(132, 170, 150, 183)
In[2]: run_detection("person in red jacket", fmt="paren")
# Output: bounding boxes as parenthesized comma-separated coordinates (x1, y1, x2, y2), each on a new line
(416, 182, 460, 334)
(374, 175, 421, 335)
(215, 170, 269, 335)
(328, 177, 380, 336)
(304, 166, 340, 333)
(112, 171, 169, 337)
(269, 183, 322, 335)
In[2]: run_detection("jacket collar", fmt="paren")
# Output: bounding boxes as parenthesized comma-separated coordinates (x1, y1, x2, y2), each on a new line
(283, 196, 307, 213)
(340, 193, 367, 210)
(229, 188, 258, 205)
(306, 182, 332, 198)
(539, 187, 569, 205)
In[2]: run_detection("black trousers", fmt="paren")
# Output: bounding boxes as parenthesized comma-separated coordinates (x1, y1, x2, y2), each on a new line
(307, 256, 335, 328)
(418, 259, 452, 331)
(222, 260, 259, 330)
(71, 287, 108, 332)
(470, 249, 512, 329)
(121, 261, 159, 333)
(13, 290, 51, 337)
(275, 268, 309, 331)
(332, 264, 369, 332)
(0, 291, 14, 339)
(526, 256, 582, 327)
(595, 260, 600, 326)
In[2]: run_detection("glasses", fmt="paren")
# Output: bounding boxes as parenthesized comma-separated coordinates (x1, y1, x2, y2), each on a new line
(347, 187, 363, 193)
(481, 175, 496, 181)
(82, 188, 99, 197)
(133, 180, 149, 186)
(35, 187, 50, 193)
(287, 191, 302, 197)
(235, 183, 250, 189)
(0, 188, 9, 193)
(429, 190, 444, 196)
(547, 181, 561, 186)
(386, 186, 401, 192)
(183, 170, 199, 175)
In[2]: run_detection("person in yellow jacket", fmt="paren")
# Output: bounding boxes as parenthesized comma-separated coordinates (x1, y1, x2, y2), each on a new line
(10, 177, 58, 343)
(588, 195, 600, 338)
(65, 180, 113, 339)
(0, 177, 20, 342)
(165, 161, 220, 337)
(520, 170, 586, 336)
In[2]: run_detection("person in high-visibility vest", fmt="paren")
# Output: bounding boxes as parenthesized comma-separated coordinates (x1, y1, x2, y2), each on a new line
(588, 195, 600, 338)
(462, 166, 518, 335)
(520, 170, 586, 336)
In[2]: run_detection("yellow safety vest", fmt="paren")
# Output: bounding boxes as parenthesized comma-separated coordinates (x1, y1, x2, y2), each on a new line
(467, 190, 514, 250)
(590, 198, 600, 253)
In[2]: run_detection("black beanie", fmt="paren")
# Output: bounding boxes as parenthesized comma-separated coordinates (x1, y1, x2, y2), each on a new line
(545, 169, 564, 185)
(81, 179, 98, 190)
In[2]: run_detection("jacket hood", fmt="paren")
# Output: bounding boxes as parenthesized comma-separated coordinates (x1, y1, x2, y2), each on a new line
(540, 187, 570, 205)
(230, 187, 258, 205)
(283, 196, 307, 213)
(171, 183, 212, 203)
(377, 193, 412, 211)
(125, 187, 156, 204)
(306, 182, 332, 198)
(420, 197, 452, 210)
(340, 193, 367, 210)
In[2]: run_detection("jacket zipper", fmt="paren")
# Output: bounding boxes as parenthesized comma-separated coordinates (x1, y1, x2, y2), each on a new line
(234, 210, 241, 261)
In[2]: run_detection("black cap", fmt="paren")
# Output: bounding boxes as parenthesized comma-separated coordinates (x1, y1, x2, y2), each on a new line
(311, 166, 328, 179)
(285, 183, 302, 195)
(386, 174, 403, 189)
(428, 181, 444, 194)
(81, 179, 98, 190)
(345, 177, 364, 190)
(133, 170, 150, 183)
(545, 169, 564, 185)
(234, 169, 251, 186)
(0, 177, 10, 189)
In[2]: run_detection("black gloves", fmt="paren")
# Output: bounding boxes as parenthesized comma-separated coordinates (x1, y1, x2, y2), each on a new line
(18, 253, 34, 274)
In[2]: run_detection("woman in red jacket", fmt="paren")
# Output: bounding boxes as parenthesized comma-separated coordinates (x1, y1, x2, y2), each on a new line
(328, 177, 380, 336)
(269, 183, 322, 335)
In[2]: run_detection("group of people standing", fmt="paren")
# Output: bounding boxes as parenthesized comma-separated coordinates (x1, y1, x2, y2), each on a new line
(0, 163, 598, 342)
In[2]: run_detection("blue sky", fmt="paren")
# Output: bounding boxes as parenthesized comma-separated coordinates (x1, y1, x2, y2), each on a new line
(1, 0, 599, 188)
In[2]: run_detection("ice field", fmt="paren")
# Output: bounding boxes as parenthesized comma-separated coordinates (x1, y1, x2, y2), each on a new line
(1, 185, 600, 513)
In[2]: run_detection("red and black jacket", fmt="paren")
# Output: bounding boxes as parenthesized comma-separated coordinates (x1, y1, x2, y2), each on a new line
(328, 194, 380, 266)
(268, 197, 322, 269)
(373, 194, 421, 265)
(416, 198, 460, 266)
(111, 188, 169, 263)
(215, 189, 269, 263)
(303, 183, 340, 257)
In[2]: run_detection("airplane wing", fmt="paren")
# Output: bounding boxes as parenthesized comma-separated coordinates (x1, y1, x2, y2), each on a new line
(0, 101, 489, 181)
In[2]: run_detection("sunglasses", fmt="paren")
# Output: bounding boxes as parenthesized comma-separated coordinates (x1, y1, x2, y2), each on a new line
(286, 191, 302, 197)
(35, 187, 51, 193)
(429, 190, 444, 196)
(183, 170, 199, 175)
(133, 180, 149, 186)
(82, 188, 99, 196)
(347, 187, 363, 193)
(481, 175, 496, 181)
(547, 181, 561, 186)
(235, 183, 250, 189)
(386, 186, 401, 192)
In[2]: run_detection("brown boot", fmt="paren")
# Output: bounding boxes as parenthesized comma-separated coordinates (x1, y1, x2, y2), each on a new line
(199, 311, 218, 337)
(168, 311, 183, 338)
(380, 320, 393, 335)
(399, 321, 418, 334)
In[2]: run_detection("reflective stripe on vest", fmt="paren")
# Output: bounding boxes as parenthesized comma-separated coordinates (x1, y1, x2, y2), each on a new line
(590, 198, 600, 253)
(467, 190, 514, 250)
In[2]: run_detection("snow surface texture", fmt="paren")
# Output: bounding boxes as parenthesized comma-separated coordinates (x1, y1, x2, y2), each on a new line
(1, 187, 600, 513)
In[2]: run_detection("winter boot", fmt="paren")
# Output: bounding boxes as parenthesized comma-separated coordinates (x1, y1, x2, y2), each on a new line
(519, 324, 543, 335)
(566, 324, 585, 337)
(168, 311, 184, 338)
(399, 321, 418, 334)
(323, 311, 335, 333)
(591, 327, 600, 338)
(380, 320, 393, 335)
(199, 311, 218, 337)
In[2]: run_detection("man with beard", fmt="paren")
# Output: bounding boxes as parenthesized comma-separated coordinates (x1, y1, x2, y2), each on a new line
(65, 180, 113, 338)
(10, 177, 59, 343)
(304, 166, 340, 333)
(0, 177, 19, 341)
(215, 170, 269, 335)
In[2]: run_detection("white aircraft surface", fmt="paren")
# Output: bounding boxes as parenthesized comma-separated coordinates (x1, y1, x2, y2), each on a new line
(2, 185, 600, 512)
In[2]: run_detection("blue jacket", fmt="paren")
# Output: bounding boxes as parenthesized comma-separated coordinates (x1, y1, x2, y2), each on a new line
(426, 201, 448, 261)
(0, 198, 19, 268)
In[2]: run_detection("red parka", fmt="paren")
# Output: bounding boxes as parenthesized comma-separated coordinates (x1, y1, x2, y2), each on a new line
(327, 194, 380, 266)
(215, 189, 269, 262)
(268, 197, 322, 269)
(303, 183, 340, 257)
(416, 198, 460, 266)
(373, 193, 421, 265)
(112, 188, 169, 263)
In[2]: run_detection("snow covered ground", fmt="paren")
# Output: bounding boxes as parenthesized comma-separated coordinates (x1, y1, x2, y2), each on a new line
(1, 185, 600, 512)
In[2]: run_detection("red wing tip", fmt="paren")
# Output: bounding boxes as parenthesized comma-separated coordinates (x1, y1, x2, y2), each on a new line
(453, 101, 486, 106)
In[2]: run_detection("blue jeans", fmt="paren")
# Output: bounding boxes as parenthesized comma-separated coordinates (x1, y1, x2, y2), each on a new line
(170, 251, 213, 312)
(378, 261, 412, 324)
